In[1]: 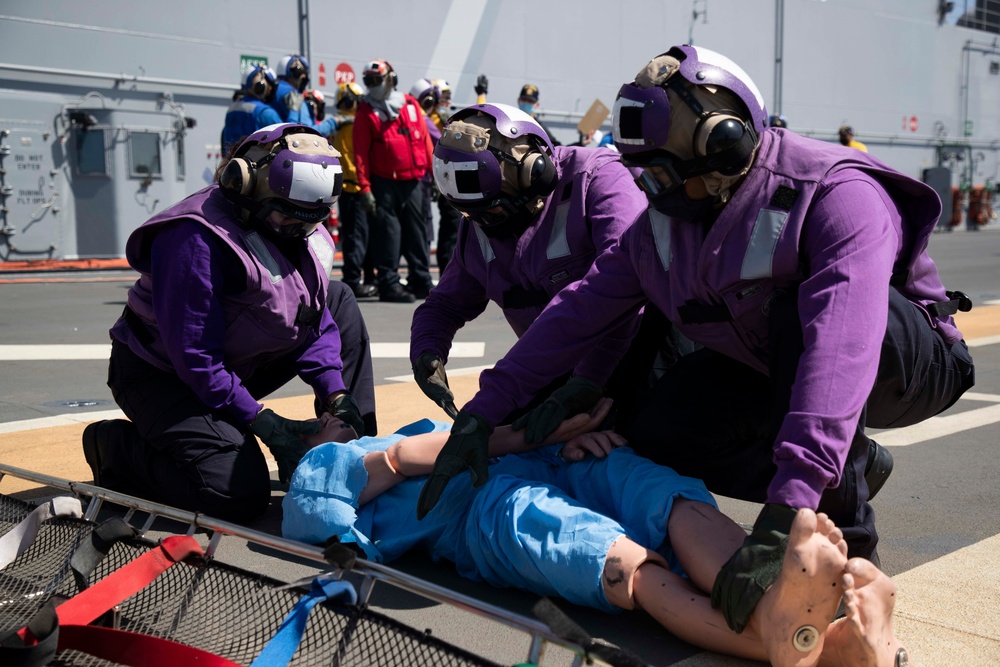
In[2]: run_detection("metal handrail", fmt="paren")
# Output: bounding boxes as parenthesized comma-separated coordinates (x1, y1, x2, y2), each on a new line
(0, 462, 594, 666)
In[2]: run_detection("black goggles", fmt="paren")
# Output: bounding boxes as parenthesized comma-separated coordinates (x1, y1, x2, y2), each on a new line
(362, 73, 383, 88)
(454, 196, 522, 228)
(268, 198, 332, 224)
(622, 150, 686, 194)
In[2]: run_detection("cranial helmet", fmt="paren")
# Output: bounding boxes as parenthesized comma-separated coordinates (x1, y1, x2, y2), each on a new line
(432, 103, 557, 237)
(409, 78, 440, 113)
(612, 45, 768, 197)
(277, 55, 310, 92)
(362, 60, 397, 90)
(219, 123, 343, 239)
(768, 114, 788, 128)
(335, 81, 364, 111)
(432, 79, 452, 101)
(278, 55, 309, 79)
(304, 89, 326, 121)
(243, 65, 277, 100)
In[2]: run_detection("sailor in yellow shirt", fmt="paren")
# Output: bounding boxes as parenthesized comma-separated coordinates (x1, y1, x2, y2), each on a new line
(839, 124, 868, 152)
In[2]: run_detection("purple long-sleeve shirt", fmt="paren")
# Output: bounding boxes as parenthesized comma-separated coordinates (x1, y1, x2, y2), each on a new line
(466, 130, 960, 510)
(111, 187, 345, 426)
(409, 146, 649, 385)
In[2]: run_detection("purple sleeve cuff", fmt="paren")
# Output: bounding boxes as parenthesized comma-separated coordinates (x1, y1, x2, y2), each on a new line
(233, 394, 264, 426)
(766, 456, 835, 510)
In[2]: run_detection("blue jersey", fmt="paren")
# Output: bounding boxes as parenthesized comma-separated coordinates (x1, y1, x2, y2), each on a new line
(221, 96, 282, 154)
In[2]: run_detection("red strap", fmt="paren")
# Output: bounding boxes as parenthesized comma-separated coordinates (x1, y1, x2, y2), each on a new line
(18, 535, 203, 642)
(58, 535, 203, 626)
(59, 625, 240, 667)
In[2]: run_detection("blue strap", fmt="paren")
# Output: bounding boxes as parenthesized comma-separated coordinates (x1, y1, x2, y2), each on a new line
(249, 578, 357, 667)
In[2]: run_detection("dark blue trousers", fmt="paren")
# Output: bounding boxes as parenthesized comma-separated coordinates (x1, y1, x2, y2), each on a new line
(624, 287, 974, 560)
(369, 175, 432, 294)
(101, 281, 377, 521)
(338, 192, 374, 288)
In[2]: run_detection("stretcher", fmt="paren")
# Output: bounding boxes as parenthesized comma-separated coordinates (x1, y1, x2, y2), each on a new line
(0, 463, 647, 667)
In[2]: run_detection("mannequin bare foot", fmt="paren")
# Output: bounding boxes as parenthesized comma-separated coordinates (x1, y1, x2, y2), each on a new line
(755, 509, 848, 667)
(821, 557, 911, 666)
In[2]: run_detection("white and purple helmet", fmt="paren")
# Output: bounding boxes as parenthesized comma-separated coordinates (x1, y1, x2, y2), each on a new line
(432, 103, 557, 234)
(409, 78, 439, 112)
(613, 45, 767, 191)
(220, 123, 343, 236)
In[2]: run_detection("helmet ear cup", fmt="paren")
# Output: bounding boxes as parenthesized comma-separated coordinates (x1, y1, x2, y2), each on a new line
(251, 73, 267, 97)
(692, 112, 756, 175)
(220, 157, 257, 196)
(518, 151, 558, 197)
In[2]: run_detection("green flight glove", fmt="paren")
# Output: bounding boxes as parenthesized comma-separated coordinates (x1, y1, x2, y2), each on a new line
(711, 503, 798, 633)
(325, 392, 365, 437)
(360, 190, 377, 216)
(249, 408, 322, 484)
(416, 410, 492, 520)
(413, 352, 459, 418)
(511, 376, 603, 445)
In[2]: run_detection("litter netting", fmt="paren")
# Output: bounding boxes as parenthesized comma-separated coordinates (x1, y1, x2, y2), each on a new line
(0, 494, 503, 667)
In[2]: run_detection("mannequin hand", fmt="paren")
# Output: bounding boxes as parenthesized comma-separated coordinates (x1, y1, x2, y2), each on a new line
(512, 376, 603, 445)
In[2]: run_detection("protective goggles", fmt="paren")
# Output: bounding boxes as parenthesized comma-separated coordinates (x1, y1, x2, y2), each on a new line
(624, 151, 688, 195)
(267, 197, 332, 224)
(362, 73, 384, 88)
(612, 83, 672, 153)
(267, 146, 344, 206)
(432, 143, 505, 204)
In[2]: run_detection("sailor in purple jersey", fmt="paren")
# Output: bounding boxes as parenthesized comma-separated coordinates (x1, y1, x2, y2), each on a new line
(410, 103, 657, 424)
(417, 46, 975, 634)
(82, 123, 376, 522)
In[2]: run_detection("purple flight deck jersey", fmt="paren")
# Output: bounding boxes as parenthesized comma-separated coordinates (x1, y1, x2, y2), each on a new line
(410, 146, 648, 383)
(111, 185, 345, 426)
(467, 129, 963, 510)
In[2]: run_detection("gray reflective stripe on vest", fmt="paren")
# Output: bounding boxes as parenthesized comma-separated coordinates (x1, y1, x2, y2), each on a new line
(741, 209, 789, 280)
(649, 208, 672, 271)
(546, 202, 572, 259)
(473, 223, 496, 263)
(228, 100, 259, 113)
(242, 231, 282, 284)
(309, 232, 336, 277)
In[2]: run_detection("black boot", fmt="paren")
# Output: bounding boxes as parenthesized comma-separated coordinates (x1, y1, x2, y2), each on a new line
(82, 420, 115, 487)
(379, 284, 415, 303)
(864, 440, 894, 500)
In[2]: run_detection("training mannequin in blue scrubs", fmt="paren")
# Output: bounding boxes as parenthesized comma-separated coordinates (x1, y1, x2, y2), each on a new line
(283, 401, 910, 666)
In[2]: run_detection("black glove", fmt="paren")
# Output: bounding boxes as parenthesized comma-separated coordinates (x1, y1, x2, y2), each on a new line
(326, 392, 365, 437)
(474, 74, 489, 96)
(413, 352, 459, 418)
(249, 408, 322, 484)
(511, 376, 603, 445)
(429, 182, 441, 202)
(361, 191, 377, 216)
(416, 410, 492, 520)
(711, 503, 798, 633)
